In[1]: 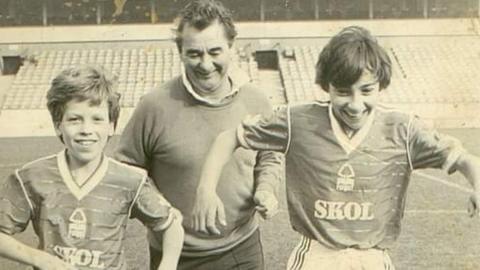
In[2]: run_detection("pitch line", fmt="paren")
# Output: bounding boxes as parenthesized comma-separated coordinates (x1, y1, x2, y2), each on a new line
(405, 209, 465, 214)
(414, 171, 472, 193)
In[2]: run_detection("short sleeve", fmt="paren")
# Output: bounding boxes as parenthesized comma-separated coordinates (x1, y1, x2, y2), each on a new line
(131, 178, 174, 232)
(408, 116, 464, 173)
(237, 106, 290, 153)
(0, 173, 32, 235)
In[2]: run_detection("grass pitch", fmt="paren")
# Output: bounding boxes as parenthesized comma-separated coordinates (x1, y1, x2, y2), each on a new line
(0, 128, 479, 269)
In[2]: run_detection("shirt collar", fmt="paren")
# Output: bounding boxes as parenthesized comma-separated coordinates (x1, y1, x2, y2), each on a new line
(181, 65, 250, 107)
(328, 103, 376, 154)
(57, 149, 109, 200)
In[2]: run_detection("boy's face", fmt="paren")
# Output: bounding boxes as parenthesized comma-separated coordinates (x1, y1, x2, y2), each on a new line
(329, 70, 380, 132)
(55, 99, 114, 169)
(180, 21, 232, 96)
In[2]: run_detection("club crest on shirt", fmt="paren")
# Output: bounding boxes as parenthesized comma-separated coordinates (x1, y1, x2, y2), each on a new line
(68, 208, 87, 239)
(336, 163, 355, 191)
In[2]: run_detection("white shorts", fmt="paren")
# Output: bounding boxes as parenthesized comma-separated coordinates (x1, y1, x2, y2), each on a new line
(287, 235, 395, 270)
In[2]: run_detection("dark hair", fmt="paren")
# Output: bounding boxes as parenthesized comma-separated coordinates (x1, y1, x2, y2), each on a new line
(46, 65, 121, 130)
(315, 26, 392, 92)
(174, 0, 237, 52)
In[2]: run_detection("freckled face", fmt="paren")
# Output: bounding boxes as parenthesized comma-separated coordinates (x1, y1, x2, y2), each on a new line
(329, 70, 380, 132)
(55, 100, 113, 169)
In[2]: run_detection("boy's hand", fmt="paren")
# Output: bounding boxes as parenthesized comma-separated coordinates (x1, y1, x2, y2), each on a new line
(192, 192, 226, 235)
(468, 193, 480, 217)
(37, 254, 77, 270)
(254, 190, 279, 219)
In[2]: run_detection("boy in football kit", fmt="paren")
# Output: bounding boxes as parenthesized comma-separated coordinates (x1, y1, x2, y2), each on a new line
(192, 26, 480, 269)
(0, 65, 184, 270)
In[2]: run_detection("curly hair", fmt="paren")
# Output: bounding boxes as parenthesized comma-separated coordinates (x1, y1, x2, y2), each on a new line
(174, 0, 237, 52)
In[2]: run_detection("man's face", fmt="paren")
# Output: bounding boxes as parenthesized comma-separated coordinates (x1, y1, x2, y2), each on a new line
(329, 70, 380, 133)
(180, 21, 232, 96)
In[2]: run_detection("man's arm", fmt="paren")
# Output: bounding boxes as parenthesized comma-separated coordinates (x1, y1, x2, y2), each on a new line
(192, 128, 240, 235)
(0, 233, 76, 270)
(452, 153, 480, 217)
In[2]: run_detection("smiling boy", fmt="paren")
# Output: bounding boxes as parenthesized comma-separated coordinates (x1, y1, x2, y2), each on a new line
(192, 26, 480, 269)
(0, 65, 184, 270)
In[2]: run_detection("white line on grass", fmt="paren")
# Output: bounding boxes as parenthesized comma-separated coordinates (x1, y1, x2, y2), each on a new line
(405, 209, 465, 214)
(414, 171, 472, 193)
(409, 172, 471, 214)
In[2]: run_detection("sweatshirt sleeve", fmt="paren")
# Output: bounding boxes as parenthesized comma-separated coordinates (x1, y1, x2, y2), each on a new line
(114, 96, 162, 170)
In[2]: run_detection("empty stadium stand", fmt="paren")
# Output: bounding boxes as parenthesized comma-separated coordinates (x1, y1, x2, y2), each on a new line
(2, 34, 480, 110)
(279, 36, 480, 105)
(1, 19, 480, 136)
(1, 46, 259, 109)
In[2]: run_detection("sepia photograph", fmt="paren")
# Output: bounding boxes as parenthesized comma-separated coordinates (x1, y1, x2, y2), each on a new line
(0, 0, 479, 269)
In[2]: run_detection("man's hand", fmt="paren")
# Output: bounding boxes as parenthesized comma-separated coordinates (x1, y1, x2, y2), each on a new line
(254, 190, 279, 219)
(192, 192, 226, 235)
(468, 193, 480, 217)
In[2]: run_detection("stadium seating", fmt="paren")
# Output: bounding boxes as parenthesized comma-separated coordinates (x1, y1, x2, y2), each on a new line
(3, 36, 480, 110)
(279, 36, 480, 105)
(2, 46, 259, 109)
(279, 44, 329, 103)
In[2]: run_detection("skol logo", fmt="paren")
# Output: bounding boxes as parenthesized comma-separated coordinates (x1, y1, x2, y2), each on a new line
(336, 163, 355, 191)
(314, 200, 374, 221)
(53, 245, 105, 269)
(68, 208, 87, 239)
